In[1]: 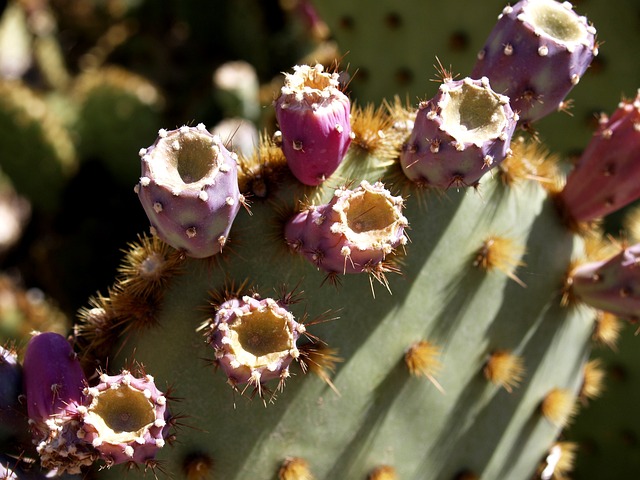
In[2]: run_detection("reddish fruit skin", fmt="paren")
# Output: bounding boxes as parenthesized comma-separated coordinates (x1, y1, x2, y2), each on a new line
(275, 64, 352, 185)
(472, 0, 597, 123)
(285, 181, 407, 274)
(558, 91, 640, 223)
(79, 371, 170, 466)
(571, 243, 640, 322)
(400, 77, 517, 189)
(22, 332, 86, 428)
(136, 125, 242, 258)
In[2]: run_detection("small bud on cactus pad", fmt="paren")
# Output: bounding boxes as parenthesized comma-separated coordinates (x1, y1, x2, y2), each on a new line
(275, 64, 352, 185)
(557, 90, 640, 224)
(568, 243, 640, 322)
(285, 180, 407, 275)
(23, 332, 87, 427)
(135, 124, 242, 258)
(205, 295, 306, 396)
(472, 0, 597, 124)
(79, 370, 170, 465)
(400, 77, 517, 189)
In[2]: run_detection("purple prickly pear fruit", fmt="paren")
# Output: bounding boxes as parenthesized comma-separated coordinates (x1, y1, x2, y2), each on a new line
(275, 64, 352, 185)
(135, 124, 242, 258)
(557, 90, 640, 225)
(285, 180, 408, 275)
(22, 332, 87, 427)
(400, 77, 517, 189)
(568, 243, 640, 322)
(77, 370, 170, 466)
(22, 333, 99, 474)
(205, 295, 305, 396)
(472, 0, 597, 124)
(0, 346, 25, 433)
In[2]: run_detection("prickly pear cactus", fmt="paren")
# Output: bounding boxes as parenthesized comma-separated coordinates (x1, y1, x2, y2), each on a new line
(76, 117, 598, 479)
(4, 1, 640, 479)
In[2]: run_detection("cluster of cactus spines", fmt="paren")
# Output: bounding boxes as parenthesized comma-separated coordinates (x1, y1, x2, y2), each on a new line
(471, 0, 597, 124)
(400, 76, 517, 189)
(483, 349, 526, 393)
(540, 388, 577, 428)
(404, 340, 444, 393)
(367, 465, 398, 480)
(20, 332, 172, 474)
(556, 89, 640, 226)
(285, 180, 407, 281)
(71, 233, 185, 368)
(278, 456, 314, 480)
(538, 441, 577, 480)
(274, 63, 353, 185)
(204, 293, 307, 398)
(135, 124, 243, 258)
(78, 370, 170, 466)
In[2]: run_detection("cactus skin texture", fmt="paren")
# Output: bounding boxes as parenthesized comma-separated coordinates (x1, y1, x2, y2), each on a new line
(275, 64, 352, 185)
(557, 89, 640, 224)
(135, 124, 242, 258)
(471, 0, 597, 124)
(399, 76, 517, 188)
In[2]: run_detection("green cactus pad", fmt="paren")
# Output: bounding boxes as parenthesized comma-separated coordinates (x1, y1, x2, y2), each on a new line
(0, 80, 77, 210)
(93, 129, 595, 479)
(72, 66, 163, 184)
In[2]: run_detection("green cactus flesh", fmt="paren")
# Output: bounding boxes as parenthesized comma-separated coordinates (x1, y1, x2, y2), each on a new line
(88, 126, 596, 479)
(0, 80, 77, 211)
